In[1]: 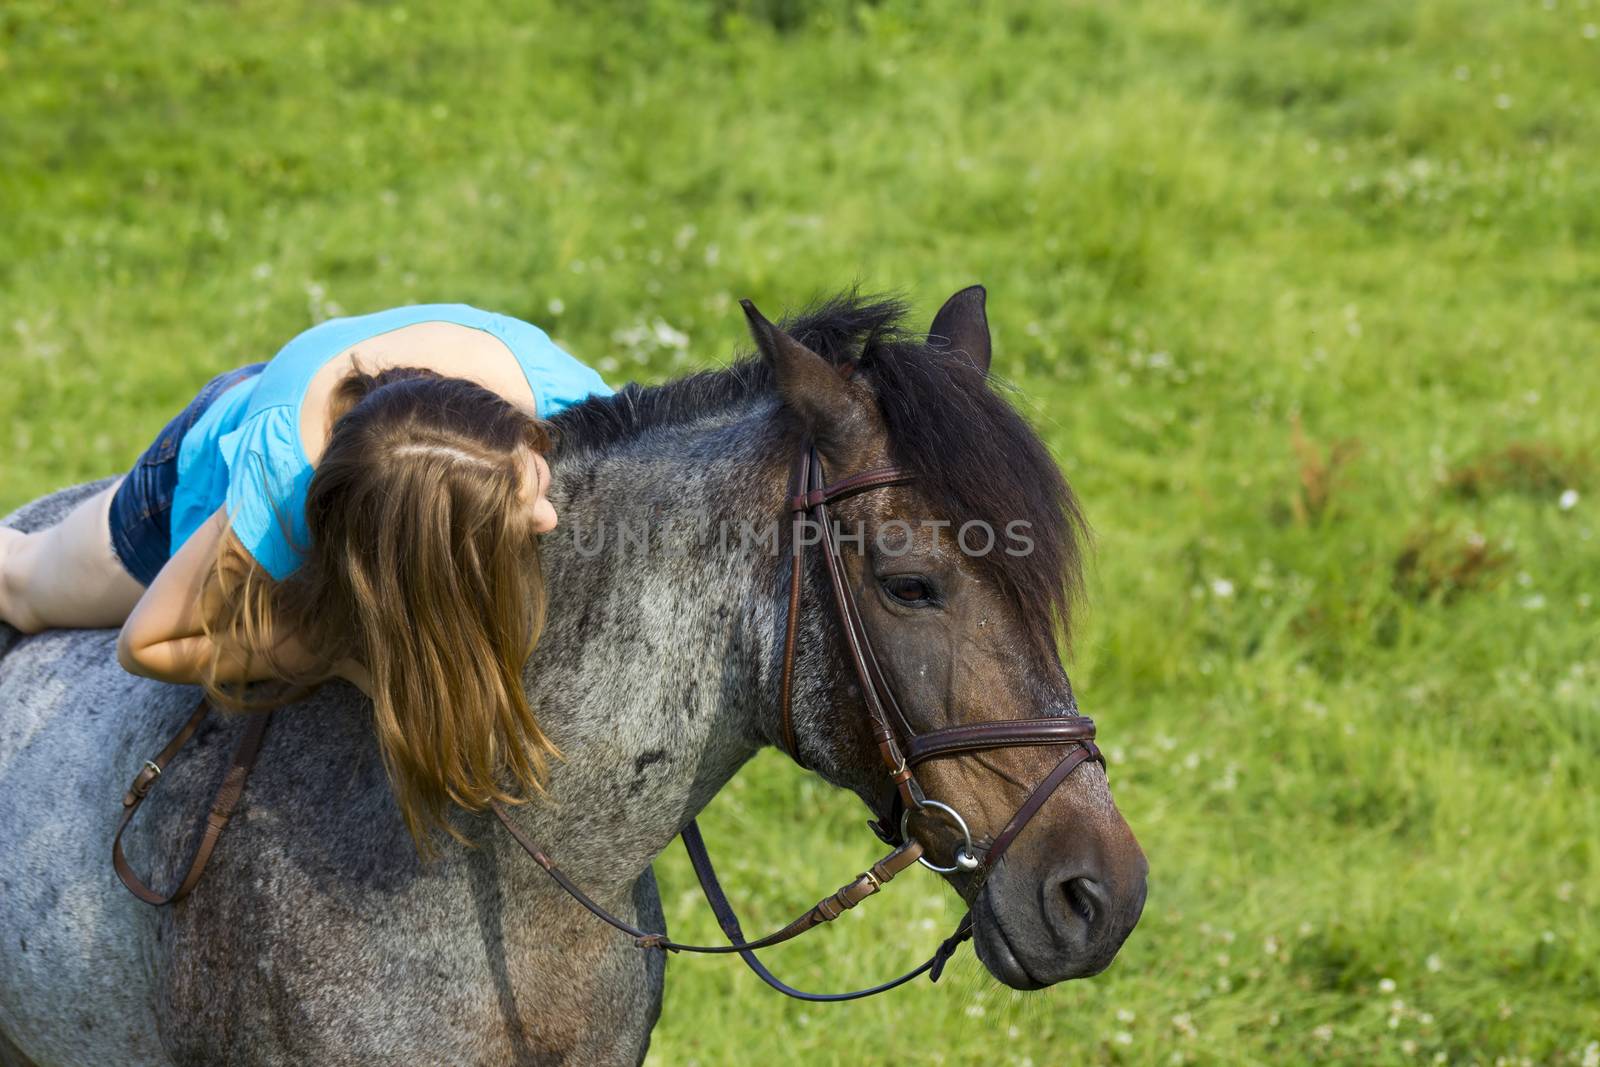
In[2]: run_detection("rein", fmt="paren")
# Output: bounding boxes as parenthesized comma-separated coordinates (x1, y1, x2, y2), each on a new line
(113, 440, 1106, 1002)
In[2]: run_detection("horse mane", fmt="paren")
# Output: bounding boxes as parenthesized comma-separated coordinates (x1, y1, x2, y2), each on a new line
(550, 291, 1087, 650)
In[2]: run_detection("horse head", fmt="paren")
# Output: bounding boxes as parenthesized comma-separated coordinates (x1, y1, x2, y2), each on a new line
(744, 287, 1148, 988)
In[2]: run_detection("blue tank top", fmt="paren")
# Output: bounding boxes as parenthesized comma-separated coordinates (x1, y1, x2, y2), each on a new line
(170, 304, 613, 579)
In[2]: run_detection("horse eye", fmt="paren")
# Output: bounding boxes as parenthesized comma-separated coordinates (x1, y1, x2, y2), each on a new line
(883, 575, 935, 605)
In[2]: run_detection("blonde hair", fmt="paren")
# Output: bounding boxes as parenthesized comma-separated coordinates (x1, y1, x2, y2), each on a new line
(201, 365, 555, 855)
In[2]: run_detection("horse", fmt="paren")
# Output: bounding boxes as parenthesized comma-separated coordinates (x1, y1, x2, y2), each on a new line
(0, 288, 1147, 1066)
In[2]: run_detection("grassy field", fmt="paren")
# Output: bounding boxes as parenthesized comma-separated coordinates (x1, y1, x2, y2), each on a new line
(4, 0, 1598, 1063)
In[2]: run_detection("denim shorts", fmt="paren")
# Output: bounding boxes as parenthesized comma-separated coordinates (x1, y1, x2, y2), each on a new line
(109, 363, 267, 586)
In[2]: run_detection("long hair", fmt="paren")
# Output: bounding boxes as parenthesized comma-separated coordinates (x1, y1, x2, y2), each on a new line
(200, 365, 555, 855)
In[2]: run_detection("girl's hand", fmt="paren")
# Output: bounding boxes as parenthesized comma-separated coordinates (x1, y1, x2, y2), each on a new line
(334, 657, 374, 698)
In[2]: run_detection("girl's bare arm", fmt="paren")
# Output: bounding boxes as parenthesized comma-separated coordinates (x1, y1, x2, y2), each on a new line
(116, 507, 369, 692)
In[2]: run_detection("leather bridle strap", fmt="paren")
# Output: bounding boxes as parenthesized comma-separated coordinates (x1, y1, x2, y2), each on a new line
(112, 700, 272, 906)
(492, 803, 930, 955)
(776, 450, 914, 769)
(982, 740, 1103, 867)
(775, 451, 808, 761)
(680, 822, 973, 1001)
(792, 449, 922, 807)
(906, 716, 1101, 767)
(786, 466, 914, 513)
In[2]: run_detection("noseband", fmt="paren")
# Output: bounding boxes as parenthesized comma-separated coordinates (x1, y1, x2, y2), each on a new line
(113, 441, 1107, 1003)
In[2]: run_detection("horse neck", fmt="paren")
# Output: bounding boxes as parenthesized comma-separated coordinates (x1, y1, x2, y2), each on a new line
(514, 404, 795, 883)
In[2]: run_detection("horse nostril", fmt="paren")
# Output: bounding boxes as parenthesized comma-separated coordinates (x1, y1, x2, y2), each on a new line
(1060, 875, 1106, 930)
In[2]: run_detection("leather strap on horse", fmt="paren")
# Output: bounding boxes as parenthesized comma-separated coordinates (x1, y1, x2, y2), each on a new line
(775, 450, 915, 769)
(111, 699, 271, 906)
(491, 800, 972, 1000)
(795, 450, 921, 809)
(983, 742, 1103, 866)
(492, 802, 929, 956)
(678, 821, 973, 1001)
(906, 716, 1102, 766)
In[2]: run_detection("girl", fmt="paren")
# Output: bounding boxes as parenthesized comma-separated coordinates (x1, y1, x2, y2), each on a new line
(0, 304, 612, 851)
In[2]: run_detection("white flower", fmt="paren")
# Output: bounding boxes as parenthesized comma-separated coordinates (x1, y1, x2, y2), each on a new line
(650, 319, 690, 350)
(1211, 578, 1235, 598)
(1559, 488, 1580, 510)
(1378, 977, 1397, 994)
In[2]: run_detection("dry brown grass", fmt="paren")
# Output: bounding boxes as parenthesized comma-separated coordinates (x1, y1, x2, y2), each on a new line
(1444, 442, 1591, 500)
(1286, 415, 1361, 525)
(1391, 524, 1513, 603)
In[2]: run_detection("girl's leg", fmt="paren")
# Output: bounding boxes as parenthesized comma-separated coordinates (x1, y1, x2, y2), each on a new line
(0, 481, 148, 633)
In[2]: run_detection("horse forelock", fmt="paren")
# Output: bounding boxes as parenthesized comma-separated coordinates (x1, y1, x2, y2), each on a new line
(548, 289, 1087, 654)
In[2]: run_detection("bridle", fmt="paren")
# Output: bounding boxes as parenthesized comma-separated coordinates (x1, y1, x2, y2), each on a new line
(775, 444, 1105, 871)
(113, 439, 1107, 1002)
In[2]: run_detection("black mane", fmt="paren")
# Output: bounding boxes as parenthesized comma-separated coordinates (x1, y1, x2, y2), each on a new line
(551, 292, 1087, 650)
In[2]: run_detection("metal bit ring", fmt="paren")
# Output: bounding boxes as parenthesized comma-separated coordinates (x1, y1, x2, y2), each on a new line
(901, 799, 981, 874)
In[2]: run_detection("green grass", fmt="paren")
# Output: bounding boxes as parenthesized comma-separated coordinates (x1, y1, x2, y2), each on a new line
(4, 0, 1598, 1062)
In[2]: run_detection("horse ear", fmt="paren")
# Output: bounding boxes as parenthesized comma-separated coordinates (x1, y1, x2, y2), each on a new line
(928, 284, 991, 376)
(741, 299, 875, 459)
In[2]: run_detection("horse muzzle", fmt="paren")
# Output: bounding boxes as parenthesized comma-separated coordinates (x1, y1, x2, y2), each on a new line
(971, 826, 1149, 988)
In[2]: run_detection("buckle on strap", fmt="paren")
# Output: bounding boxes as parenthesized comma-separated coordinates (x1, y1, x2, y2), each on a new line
(814, 839, 923, 923)
(125, 760, 162, 806)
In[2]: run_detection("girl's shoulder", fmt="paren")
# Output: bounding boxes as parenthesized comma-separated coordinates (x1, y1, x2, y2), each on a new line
(474, 310, 615, 417)
(249, 306, 492, 406)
